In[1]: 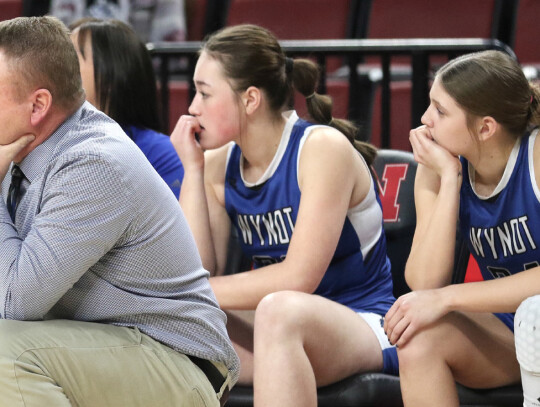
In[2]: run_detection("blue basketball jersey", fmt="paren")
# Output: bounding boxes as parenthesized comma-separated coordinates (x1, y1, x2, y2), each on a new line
(224, 112, 395, 315)
(459, 128, 540, 330)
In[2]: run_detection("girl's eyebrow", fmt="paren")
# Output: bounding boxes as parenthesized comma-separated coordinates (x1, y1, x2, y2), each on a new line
(430, 96, 443, 108)
(194, 80, 210, 88)
(429, 92, 447, 112)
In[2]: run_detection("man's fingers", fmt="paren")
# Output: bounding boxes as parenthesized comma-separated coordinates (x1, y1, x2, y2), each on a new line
(1, 135, 35, 161)
(17, 135, 35, 148)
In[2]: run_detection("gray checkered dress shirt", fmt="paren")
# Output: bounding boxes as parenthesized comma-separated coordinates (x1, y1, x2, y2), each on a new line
(0, 102, 239, 383)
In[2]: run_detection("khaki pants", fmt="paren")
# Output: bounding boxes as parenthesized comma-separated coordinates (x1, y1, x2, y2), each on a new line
(0, 319, 228, 407)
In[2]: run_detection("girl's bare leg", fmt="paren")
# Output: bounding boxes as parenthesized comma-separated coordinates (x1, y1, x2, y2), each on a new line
(398, 311, 520, 407)
(254, 291, 384, 407)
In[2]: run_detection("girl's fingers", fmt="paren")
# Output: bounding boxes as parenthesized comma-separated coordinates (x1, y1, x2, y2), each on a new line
(388, 314, 410, 346)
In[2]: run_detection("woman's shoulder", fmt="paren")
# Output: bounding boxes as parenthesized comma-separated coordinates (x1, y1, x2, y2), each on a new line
(298, 125, 371, 197)
(125, 126, 168, 147)
(205, 142, 235, 183)
(300, 125, 353, 153)
(127, 126, 181, 162)
(299, 126, 365, 176)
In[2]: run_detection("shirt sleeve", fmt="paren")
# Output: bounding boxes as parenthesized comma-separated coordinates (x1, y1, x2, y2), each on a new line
(0, 153, 132, 320)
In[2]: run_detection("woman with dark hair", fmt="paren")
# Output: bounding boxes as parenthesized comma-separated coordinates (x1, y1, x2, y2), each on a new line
(170, 24, 397, 406)
(384, 50, 540, 406)
(70, 18, 183, 197)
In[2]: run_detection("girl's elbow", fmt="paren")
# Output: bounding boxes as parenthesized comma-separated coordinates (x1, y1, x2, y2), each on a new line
(404, 262, 415, 288)
(279, 258, 324, 293)
(291, 272, 321, 294)
(404, 261, 425, 291)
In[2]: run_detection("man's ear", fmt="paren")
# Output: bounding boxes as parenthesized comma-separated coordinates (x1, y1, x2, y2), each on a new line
(242, 86, 261, 115)
(477, 116, 498, 142)
(30, 89, 53, 126)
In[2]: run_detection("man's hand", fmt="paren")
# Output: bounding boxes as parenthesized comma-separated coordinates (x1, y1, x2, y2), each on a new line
(0, 135, 35, 180)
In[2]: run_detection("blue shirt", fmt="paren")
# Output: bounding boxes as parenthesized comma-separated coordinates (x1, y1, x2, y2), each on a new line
(224, 111, 395, 315)
(124, 125, 184, 198)
(459, 128, 540, 331)
(0, 102, 239, 382)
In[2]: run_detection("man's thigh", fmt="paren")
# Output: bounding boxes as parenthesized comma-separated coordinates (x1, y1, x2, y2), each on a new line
(0, 319, 218, 407)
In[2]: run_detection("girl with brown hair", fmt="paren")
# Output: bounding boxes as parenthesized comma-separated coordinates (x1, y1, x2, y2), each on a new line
(384, 50, 540, 406)
(171, 24, 398, 406)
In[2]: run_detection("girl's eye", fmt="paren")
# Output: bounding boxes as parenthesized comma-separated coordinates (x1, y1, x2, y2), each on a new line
(195, 89, 209, 99)
(436, 107, 444, 116)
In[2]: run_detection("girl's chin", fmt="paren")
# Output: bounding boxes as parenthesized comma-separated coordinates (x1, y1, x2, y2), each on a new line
(198, 137, 219, 151)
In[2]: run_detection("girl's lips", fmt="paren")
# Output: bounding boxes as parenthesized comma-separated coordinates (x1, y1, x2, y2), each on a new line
(196, 127, 204, 143)
(427, 131, 438, 144)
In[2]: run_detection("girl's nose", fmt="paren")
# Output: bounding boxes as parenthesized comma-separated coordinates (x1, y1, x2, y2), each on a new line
(421, 109, 432, 127)
(188, 95, 200, 116)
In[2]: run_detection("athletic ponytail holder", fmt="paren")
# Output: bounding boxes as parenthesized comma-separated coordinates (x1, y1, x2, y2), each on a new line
(285, 57, 294, 75)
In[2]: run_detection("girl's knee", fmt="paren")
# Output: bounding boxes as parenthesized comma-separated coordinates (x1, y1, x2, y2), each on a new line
(397, 319, 450, 368)
(255, 291, 308, 338)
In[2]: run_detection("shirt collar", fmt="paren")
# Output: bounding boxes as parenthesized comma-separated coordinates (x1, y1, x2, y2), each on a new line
(16, 102, 88, 183)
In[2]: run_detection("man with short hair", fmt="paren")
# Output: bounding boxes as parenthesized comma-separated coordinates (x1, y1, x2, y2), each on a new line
(0, 16, 238, 406)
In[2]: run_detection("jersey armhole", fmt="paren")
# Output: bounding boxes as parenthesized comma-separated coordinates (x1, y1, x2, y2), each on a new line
(296, 128, 376, 199)
(528, 128, 540, 202)
(224, 142, 235, 174)
(296, 125, 332, 187)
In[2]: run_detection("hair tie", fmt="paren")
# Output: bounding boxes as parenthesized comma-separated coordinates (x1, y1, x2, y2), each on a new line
(285, 57, 294, 74)
(306, 92, 316, 100)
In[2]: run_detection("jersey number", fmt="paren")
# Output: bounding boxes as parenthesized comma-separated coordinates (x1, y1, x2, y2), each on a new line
(486, 261, 540, 279)
(252, 255, 286, 267)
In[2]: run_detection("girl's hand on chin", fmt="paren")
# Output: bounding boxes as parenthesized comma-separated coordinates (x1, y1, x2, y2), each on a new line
(170, 115, 204, 172)
(410, 126, 461, 179)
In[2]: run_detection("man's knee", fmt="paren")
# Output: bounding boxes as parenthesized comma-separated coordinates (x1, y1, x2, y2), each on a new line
(0, 320, 44, 359)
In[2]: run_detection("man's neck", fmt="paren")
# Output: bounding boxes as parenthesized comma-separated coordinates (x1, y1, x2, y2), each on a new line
(15, 102, 82, 164)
